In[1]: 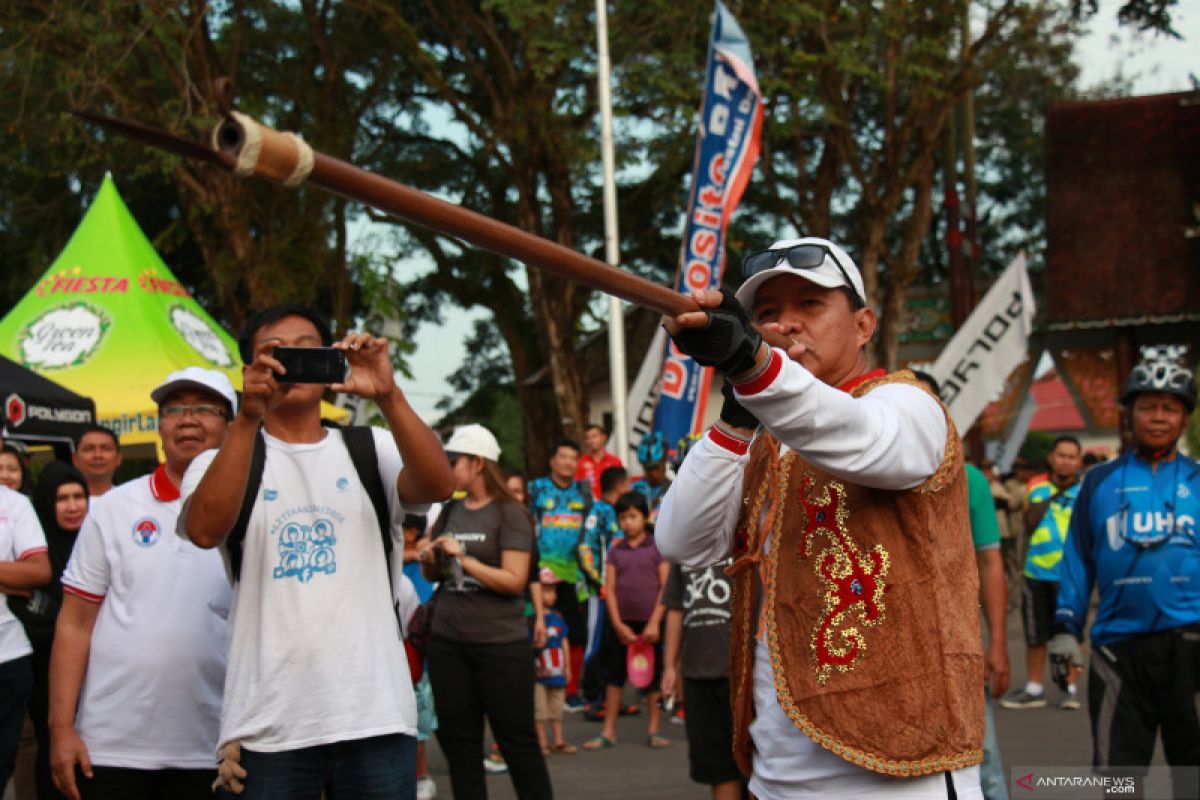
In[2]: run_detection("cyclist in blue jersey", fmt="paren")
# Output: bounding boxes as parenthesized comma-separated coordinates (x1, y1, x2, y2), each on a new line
(633, 432, 672, 529)
(527, 439, 592, 709)
(1050, 358, 1199, 798)
(1001, 435, 1083, 710)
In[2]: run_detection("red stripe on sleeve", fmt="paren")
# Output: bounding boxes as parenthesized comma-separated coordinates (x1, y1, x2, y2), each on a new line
(733, 350, 783, 397)
(708, 426, 751, 456)
(62, 584, 105, 604)
(17, 547, 48, 561)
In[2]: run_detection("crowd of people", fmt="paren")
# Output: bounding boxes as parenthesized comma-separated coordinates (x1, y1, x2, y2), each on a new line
(1, 238, 1197, 800)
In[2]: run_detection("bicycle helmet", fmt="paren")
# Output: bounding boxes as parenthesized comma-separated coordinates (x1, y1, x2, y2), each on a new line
(637, 431, 668, 467)
(1119, 359, 1196, 411)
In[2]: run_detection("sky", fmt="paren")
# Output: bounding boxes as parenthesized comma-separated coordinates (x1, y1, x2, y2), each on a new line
(386, 1, 1200, 423)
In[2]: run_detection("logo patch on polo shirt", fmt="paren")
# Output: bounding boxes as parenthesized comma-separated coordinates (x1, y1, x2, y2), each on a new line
(132, 517, 162, 547)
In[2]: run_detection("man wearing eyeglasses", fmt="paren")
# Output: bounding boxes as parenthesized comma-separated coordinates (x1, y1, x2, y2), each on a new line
(50, 367, 235, 800)
(657, 237, 983, 798)
(1050, 359, 1200, 799)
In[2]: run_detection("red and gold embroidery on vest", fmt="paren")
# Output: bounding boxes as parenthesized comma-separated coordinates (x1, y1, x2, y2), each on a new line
(797, 476, 891, 684)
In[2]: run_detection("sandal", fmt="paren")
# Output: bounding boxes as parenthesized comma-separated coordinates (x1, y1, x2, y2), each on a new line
(583, 735, 615, 750)
(646, 734, 671, 749)
(553, 742, 578, 755)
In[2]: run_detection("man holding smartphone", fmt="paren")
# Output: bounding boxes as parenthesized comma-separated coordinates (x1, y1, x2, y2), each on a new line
(179, 305, 454, 798)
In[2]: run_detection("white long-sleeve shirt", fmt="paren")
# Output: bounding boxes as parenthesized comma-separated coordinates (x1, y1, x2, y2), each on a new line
(656, 349, 947, 568)
(656, 349, 981, 800)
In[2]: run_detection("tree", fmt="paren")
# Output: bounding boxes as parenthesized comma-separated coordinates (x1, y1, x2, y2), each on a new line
(0, 0, 416, 334)
(713, 1, 1077, 369)
(351, 0, 710, 469)
(1072, 0, 1182, 36)
(3, 1, 1154, 469)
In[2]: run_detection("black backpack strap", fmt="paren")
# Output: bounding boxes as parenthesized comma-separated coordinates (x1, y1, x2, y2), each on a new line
(228, 428, 267, 582)
(227, 424, 393, 588)
(340, 426, 392, 562)
(430, 499, 456, 537)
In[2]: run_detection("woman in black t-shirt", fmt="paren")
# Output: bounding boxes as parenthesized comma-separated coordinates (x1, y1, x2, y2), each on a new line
(421, 424, 551, 800)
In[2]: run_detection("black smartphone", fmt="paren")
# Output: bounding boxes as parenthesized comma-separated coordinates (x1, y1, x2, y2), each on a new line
(272, 347, 346, 384)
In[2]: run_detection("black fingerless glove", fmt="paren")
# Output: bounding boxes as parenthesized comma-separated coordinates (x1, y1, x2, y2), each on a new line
(719, 380, 759, 430)
(669, 288, 762, 377)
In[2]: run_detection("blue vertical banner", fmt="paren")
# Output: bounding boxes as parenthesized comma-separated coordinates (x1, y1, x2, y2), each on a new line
(650, 0, 762, 456)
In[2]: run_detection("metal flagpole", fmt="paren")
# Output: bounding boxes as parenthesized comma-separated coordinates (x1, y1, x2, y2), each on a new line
(595, 0, 630, 466)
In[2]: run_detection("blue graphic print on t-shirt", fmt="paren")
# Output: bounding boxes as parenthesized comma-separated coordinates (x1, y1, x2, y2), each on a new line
(270, 505, 346, 583)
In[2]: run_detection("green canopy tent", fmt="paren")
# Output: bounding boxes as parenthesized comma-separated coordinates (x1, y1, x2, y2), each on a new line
(0, 174, 344, 447)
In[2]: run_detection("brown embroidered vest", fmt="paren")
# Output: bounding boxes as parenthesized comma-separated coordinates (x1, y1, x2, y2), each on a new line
(727, 371, 983, 777)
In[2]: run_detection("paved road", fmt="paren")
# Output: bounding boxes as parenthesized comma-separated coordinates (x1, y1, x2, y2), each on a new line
(423, 603, 1174, 799)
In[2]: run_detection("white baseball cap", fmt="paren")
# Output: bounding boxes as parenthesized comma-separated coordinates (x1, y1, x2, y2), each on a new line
(444, 423, 501, 462)
(735, 236, 868, 310)
(151, 367, 239, 415)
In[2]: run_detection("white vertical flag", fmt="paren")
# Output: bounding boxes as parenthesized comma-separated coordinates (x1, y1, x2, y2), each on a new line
(931, 252, 1036, 433)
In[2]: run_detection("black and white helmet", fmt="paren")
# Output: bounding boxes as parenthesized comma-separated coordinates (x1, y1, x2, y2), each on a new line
(1119, 360, 1197, 411)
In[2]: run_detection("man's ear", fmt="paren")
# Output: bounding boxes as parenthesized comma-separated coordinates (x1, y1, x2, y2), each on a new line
(854, 307, 877, 349)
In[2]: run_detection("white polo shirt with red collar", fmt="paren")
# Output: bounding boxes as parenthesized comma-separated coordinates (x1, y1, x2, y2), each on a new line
(0, 486, 48, 664)
(61, 465, 230, 770)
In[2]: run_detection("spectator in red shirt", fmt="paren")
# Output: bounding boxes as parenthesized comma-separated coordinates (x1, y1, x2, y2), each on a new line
(575, 424, 623, 499)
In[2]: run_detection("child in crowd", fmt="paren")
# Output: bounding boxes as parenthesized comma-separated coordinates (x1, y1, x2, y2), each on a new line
(533, 571, 577, 755)
(583, 492, 670, 750)
(393, 532, 439, 800)
(662, 560, 745, 799)
(578, 466, 630, 715)
(401, 513, 434, 605)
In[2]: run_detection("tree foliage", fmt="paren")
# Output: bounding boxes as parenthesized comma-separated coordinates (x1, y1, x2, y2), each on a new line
(0, 0, 416, 333)
(1071, 0, 1182, 37)
(1, 0, 1173, 474)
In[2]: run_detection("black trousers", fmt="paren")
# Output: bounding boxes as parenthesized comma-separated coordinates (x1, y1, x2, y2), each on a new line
(78, 765, 214, 800)
(1088, 625, 1200, 799)
(427, 637, 552, 800)
(0, 655, 32, 790)
(30, 632, 67, 799)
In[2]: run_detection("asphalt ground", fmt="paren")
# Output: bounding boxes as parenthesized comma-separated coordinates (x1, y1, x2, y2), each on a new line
(423, 601, 1176, 799)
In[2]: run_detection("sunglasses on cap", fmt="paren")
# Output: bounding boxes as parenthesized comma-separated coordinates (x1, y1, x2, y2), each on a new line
(742, 243, 864, 307)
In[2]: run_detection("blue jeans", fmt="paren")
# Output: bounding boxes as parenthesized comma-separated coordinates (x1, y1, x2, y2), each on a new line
(0, 655, 33, 789)
(228, 733, 416, 800)
(980, 688, 1008, 800)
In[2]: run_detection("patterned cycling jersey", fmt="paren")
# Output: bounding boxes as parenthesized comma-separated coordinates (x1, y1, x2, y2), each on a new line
(633, 479, 671, 528)
(1024, 478, 1080, 581)
(528, 477, 591, 585)
(1055, 451, 1200, 647)
(578, 499, 621, 594)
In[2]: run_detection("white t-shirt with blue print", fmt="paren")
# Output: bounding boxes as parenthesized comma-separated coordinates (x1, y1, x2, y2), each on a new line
(181, 427, 422, 752)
